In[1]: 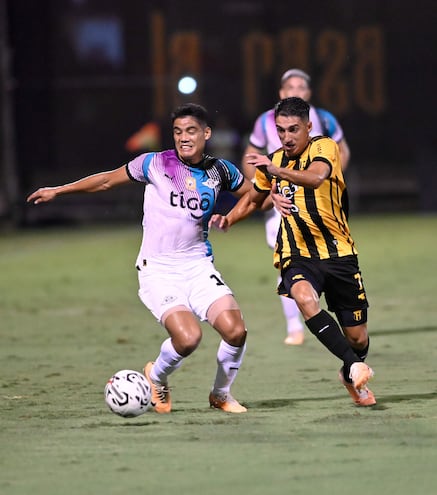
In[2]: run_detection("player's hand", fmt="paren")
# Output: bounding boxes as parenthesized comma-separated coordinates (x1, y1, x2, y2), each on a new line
(271, 182, 292, 217)
(245, 153, 274, 175)
(208, 214, 229, 232)
(26, 187, 59, 204)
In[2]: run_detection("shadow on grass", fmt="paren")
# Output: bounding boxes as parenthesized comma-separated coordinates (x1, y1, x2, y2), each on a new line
(82, 420, 162, 428)
(83, 393, 437, 426)
(247, 391, 437, 411)
(374, 326, 437, 336)
(376, 391, 437, 404)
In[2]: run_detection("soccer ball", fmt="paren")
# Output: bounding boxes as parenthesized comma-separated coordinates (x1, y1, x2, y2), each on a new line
(104, 369, 152, 417)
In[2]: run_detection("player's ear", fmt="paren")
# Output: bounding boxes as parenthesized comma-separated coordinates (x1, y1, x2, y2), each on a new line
(204, 126, 212, 141)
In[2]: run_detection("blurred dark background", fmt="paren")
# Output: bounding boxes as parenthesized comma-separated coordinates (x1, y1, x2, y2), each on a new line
(1, 0, 436, 226)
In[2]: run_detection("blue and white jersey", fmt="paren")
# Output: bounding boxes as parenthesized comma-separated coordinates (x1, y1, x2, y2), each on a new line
(127, 149, 244, 264)
(249, 105, 344, 154)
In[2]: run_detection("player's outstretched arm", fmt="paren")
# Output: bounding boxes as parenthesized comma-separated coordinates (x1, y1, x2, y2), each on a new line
(26, 166, 130, 204)
(209, 188, 267, 232)
(241, 143, 264, 180)
(247, 152, 330, 189)
(338, 138, 351, 171)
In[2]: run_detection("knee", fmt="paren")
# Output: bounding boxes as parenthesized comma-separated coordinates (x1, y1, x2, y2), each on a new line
(293, 289, 320, 319)
(296, 292, 317, 308)
(349, 335, 368, 349)
(345, 325, 368, 348)
(219, 318, 247, 347)
(211, 308, 247, 347)
(174, 331, 202, 357)
(225, 323, 247, 347)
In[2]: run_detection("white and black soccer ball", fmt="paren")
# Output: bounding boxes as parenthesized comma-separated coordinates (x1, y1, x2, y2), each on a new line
(104, 369, 152, 417)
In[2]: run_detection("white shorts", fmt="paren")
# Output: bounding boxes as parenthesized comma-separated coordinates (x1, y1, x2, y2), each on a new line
(137, 256, 234, 322)
(264, 207, 281, 250)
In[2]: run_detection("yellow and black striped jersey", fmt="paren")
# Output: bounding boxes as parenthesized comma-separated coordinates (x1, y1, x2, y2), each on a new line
(254, 136, 357, 270)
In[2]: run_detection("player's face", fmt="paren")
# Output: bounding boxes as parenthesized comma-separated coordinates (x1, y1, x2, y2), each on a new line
(275, 115, 312, 158)
(279, 76, 311, 101)
(173, 116, 211, 164)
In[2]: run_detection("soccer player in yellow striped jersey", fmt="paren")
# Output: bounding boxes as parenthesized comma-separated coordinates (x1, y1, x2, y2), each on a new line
(265, 129, 355, 268)
(210, 97, 376, 406)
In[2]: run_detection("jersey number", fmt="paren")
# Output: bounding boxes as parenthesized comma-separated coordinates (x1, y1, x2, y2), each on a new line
(210, 274, 225, 286)
(354, 272, 364, 290)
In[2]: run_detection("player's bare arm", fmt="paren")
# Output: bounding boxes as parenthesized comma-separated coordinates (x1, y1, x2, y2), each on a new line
(221, 174, 271, 213)
(209, 187, 267, 232)
(241, 143, 263, 180)
(338, 138, 351, 171)
(246, 152, 330, 189)
(230, 177, 254, 199)
(26, 165, 131, 204)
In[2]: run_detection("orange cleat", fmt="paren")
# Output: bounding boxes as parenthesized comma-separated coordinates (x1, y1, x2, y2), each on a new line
(209, 392, 247, 413)
(339, 369, 376, 406)
(349, 362, 374, 390)
(144, 362, 172, 414)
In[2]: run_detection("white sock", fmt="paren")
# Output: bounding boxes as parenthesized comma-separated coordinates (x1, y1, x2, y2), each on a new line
(279, 276, 304, 334)
(212, 340, 246, 395)
(285, 314, 304, 335)
(151, 338, 184, 383)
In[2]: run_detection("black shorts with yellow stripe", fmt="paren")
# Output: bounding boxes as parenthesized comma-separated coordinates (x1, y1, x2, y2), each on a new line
(278, 255, 369, 327)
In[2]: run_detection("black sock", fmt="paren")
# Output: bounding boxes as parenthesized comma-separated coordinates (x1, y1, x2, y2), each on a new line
(305, 310, 359, 368)
(355, 338, 370, 361)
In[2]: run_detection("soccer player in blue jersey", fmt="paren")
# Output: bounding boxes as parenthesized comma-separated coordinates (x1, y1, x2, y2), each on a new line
(27, 103, 257, 414)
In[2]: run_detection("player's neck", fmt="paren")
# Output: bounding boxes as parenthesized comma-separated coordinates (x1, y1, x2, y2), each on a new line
(177, 152, 207, 167)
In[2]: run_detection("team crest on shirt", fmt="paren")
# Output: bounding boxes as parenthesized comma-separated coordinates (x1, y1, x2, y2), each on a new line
(353, 310, 362, 321)
(202, 178, 220, 189)
(185, 177, 196, 191)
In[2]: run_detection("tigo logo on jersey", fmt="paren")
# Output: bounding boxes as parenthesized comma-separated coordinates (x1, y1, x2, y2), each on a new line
(169, 190, 213, 219)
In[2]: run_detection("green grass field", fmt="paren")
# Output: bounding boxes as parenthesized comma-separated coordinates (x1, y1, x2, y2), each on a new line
(1, 214, 436, 495)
